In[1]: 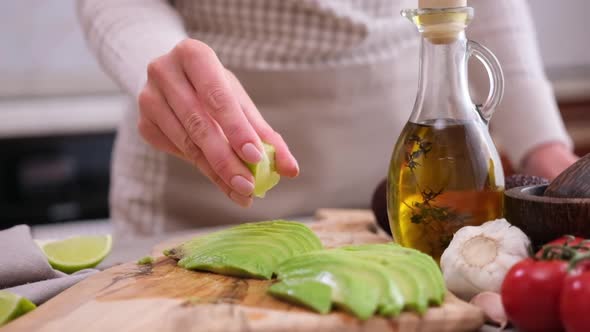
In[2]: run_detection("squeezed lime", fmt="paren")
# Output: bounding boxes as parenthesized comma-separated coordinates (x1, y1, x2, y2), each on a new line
(0, 291, 36, 327)
(246, 142, 280, 198)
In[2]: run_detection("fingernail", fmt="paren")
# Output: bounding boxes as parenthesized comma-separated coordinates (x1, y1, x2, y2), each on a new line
(293, 157, 300, 176)
(230, 175, 254, 196)
(230, 191, 253, 208)
(241, 143, 263, 164)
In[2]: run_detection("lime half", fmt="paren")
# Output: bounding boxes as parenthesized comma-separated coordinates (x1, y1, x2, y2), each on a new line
(40, 235, 112, 274)
(246, 142, 281, 198)
(0, 291, 36, 327)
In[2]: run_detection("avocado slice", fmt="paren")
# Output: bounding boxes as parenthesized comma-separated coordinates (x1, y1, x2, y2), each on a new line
(336, 250, 427, 313)
(166, 222, 446, 320)
(165, 220, 323, 279)
(170, 221, 321, 253)
(270, 252, 387, 319)
(272, 250, 405, 320)
(289, 252, 405, 316)
(268, 243, 446, 319)
(268, 280, 332, 314)
(341, 244, 446, 306)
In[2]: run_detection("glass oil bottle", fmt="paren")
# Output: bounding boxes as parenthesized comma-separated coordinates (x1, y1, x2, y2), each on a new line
(387, 4, 505, 262)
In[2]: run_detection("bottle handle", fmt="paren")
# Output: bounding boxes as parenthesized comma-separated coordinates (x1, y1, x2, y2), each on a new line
(467, 40, 505, 122)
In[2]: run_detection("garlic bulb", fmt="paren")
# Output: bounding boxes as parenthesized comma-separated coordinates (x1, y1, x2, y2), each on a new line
(440, 219, 530, 301)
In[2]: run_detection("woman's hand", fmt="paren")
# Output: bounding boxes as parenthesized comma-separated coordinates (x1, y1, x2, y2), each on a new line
(137, 39, 299, 207)
(521, 142, 578, 180)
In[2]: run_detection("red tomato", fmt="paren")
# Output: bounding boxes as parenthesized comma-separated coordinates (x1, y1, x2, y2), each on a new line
(561, 272, 590, 332)
(501, 258, 568, 332)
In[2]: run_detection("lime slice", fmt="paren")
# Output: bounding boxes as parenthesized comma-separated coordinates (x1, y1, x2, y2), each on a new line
(0, 291, 36, 327)
(40, 235, 112, 274)
(246, 142, 281, 198)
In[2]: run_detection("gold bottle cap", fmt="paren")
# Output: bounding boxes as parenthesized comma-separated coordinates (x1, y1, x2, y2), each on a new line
(418, 0, 467, 8)
(411, 2, 472, 44)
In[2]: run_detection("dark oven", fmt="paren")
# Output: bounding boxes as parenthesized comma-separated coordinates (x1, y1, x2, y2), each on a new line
(0, 132, 114, 228)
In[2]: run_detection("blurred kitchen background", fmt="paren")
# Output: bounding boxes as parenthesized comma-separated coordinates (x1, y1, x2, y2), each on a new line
(0, 0, 589, 231)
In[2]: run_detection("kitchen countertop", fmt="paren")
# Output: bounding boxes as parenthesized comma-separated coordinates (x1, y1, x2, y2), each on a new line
(0, 66, 587, 140)
(0, 94, 126, 139)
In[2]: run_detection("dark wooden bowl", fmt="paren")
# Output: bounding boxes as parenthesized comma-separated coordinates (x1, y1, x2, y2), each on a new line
(504, 184, 590, 248)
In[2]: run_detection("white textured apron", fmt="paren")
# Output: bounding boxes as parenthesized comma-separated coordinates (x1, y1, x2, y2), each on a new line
(110, 0, 420, 237)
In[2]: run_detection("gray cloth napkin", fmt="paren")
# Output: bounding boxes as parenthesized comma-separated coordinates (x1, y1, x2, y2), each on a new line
(0, 225, 98, 304)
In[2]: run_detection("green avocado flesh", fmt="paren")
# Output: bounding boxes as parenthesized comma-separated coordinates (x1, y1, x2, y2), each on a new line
(165, 220, 445, 321)
(164, 220, 323, 279)
(246, 142, 280, 198)
(268, 243, 445, 320)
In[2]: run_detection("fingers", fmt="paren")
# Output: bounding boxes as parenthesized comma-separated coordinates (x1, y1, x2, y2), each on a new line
(137, 83, 252, 207)
(137, 116, 184, 159)
(227, 71, 300, 177)
(146, 51, 256, 199)
(193, 154, 253, 208)
(174, 40, 264, 165)
(140, 38, 297, 207)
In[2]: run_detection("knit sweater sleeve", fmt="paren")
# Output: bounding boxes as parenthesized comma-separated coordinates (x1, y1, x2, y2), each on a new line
(468, 0, 573, 169)
(76, 0, 188, 97)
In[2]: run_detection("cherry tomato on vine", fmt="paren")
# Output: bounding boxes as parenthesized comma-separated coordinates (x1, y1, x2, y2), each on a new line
(536, 236, 590, 258)
(560, 271, 590, 332)
(501, 258, 567, 332)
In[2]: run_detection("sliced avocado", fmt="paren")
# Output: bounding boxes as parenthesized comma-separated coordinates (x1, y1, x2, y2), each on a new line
(168, 220, 321, 254)
(174, 225, 321, 274)
(386, 254, 444, 306)
(273, 251, 404, 320)
(179, 245, 285, 279)
(170, 221, 322, 255)
(348, 252, 432, 312)
(379, 262, 425, 313)
(269, 243, 446, 319)
(386, 250, 445, 304)
(245, 142, 280, 198)
(341, 243, 446, 306)
(165, 220, 323, 279)
(273, 268, 381, 319)
(268, 280, 332, 314)
(335, 250, 427, 313)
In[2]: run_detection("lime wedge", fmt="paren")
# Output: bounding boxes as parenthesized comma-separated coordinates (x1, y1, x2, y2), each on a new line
(246, 142, 281, 198)
(40, 235, 112, 274)
(0, 291, 36, 327)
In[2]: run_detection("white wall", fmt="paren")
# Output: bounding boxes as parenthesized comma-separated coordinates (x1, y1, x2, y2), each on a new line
(527, 0, 590, 70)
(0, 1, 119, 97)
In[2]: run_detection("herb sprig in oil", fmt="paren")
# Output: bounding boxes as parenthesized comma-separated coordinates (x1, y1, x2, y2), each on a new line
(403, 135, 467, 232)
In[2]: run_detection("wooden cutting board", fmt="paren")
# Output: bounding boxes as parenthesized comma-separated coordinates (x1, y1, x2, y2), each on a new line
(4, 209, 484, 332)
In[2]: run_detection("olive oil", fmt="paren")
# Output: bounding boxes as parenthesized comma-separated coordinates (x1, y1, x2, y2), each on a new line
(387, 119, 504, 262)
(392, 5, 506, 262)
